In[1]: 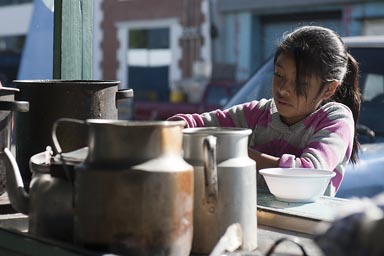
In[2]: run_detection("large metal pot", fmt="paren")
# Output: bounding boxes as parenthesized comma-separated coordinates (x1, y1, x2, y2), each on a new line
(13, 80, 133, 187)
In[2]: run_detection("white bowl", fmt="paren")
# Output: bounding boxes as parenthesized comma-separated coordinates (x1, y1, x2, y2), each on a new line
(259, 168, 336, 203)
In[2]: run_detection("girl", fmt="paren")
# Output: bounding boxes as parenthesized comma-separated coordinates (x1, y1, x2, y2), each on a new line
(169, 26, 361, 196)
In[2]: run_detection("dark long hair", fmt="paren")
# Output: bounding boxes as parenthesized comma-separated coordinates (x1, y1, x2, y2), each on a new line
(274, 26, 361, 164)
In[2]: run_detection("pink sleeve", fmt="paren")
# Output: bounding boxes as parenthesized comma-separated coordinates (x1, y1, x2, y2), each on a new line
(167, 113, 207, 127)
(167, 100, 269, 128)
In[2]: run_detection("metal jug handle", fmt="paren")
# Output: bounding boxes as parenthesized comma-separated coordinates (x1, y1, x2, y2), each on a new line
(203, 135, 218, 203)
(52, 118, 86, 155)
(265, 237, 308, 256)
(52, 118, 86, 183)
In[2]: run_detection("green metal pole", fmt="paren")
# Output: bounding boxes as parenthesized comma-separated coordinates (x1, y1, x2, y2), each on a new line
(53, 0, 93, 79)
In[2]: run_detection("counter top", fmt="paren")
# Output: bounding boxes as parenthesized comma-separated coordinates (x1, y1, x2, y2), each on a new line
(0, 225, 323, 256)
(0, 191, 352, 255)
(257, 190, 351, 235)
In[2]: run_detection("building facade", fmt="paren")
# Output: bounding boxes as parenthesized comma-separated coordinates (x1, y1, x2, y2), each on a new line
(0, 0, 32, 85)
(95, 0, 211, 102)
(3, 0, 384, 101)
(215, 0, 384, 80)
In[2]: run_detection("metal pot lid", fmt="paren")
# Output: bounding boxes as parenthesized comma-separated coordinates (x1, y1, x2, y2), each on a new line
(30, 147, 88, 169)
(53, 147, 88, 165)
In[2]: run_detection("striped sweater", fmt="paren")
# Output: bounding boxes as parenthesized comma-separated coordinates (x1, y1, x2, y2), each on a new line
(169, 98, 355, 196)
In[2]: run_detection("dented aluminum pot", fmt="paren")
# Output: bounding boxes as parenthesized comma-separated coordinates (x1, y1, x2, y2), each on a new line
(52, 118, 194, 256)
(183, 127, 257, 254)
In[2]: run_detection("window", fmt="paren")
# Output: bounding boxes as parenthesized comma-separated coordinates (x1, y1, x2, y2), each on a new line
(349, 47, 384, 102)
(128, 28, 170, 67)
(363, 74, 384, 101)
(127, 27, 171, 101)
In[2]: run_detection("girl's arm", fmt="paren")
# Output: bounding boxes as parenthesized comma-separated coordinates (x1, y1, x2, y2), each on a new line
(282, 105, 354, 171)
(248, 148, 279, 170)
(167, 99, 270, 128)
(272, 104, 354, 196)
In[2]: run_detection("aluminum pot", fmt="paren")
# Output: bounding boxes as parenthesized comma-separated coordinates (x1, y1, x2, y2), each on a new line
(13, 79, 133, 187)
(183, 127, 258, 253)
(52, 118, 194, 256)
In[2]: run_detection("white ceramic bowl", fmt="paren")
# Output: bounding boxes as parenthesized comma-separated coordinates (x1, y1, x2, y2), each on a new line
(259, 168, 336, 203)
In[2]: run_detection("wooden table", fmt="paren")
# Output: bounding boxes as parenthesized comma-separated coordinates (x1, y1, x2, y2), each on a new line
(0, 191, 350, 255)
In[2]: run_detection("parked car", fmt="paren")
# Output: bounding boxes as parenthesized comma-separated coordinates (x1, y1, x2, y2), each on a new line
(224, 35, 384, 199)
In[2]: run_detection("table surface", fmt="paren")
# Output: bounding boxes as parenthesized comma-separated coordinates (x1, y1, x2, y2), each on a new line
(0, 188, 337, 256)
(0, 223, 324, 256)
(0, 190, 330, 256)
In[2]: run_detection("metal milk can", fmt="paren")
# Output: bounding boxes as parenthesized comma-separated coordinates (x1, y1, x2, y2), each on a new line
(183, 127, 257, 254)
(53, 119, 194, 256)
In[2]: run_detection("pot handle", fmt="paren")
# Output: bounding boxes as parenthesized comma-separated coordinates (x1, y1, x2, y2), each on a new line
(0, 101, 29, 112)
(266, 237, 308, 256)
(203, 135, 218, 203)
(116, 89, 134, 101)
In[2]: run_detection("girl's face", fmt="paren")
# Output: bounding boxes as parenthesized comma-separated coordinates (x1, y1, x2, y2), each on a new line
(272, 53, 333, 126)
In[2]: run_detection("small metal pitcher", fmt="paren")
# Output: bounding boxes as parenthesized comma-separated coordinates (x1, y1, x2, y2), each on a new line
(183, 127, 258, 254)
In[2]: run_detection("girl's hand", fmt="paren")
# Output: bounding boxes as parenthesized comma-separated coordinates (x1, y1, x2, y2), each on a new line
(248, 148, 280, 170)
(167, 117, 188, 128)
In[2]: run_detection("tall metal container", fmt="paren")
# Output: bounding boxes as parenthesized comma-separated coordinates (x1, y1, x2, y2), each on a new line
(53, 119, 194, 256)
(183, 127, 258, 253)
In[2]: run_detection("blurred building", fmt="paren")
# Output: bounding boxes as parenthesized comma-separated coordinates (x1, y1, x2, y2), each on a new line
(215, 0, 384, 80)
(95, 0, 212, 102)
(2, 0, 384, 100)
(0, 0, 32, 85)
(95, 0, 384, 100)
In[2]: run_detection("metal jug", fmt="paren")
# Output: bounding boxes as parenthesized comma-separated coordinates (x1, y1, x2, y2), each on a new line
(183, 127, 257, 253)
(52, 118, 194, 256)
